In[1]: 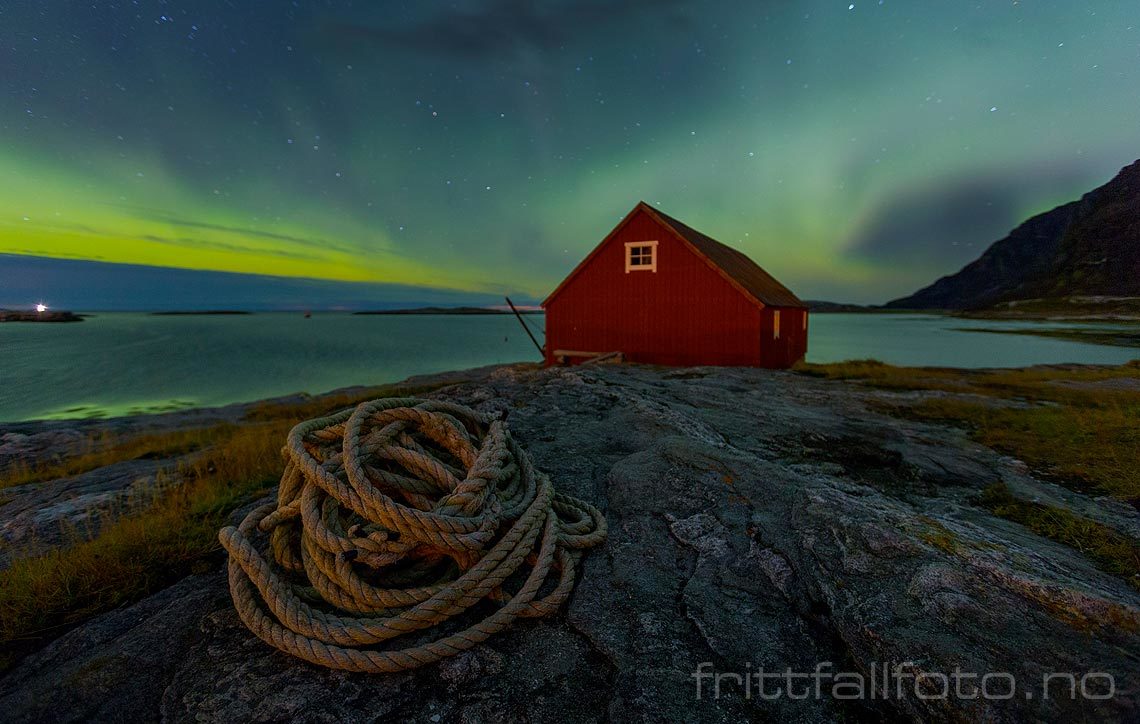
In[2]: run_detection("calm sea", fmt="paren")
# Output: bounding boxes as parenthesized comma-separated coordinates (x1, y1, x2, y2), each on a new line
(1, 313, 1136, 422)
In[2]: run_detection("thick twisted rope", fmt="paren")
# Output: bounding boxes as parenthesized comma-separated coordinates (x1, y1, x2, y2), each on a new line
(218, 397, 607, 672)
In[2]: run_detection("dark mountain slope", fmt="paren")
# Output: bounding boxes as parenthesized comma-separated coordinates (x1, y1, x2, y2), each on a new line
(889, 160, 1140, 309)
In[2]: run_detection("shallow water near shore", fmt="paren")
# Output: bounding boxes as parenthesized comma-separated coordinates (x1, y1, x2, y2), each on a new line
(0, 312, 1136, 422)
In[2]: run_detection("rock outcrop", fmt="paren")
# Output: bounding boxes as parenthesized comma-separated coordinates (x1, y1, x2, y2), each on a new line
(1, 364, 1137, 722)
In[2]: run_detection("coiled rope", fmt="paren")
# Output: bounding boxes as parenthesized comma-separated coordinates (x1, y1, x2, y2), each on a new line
(218, 397, 606, 673)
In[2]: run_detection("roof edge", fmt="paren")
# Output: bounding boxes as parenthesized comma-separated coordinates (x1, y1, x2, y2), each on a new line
(650, 206, 807, 309)
(637, 204, 769, 310)
(541, 201, 652, 308)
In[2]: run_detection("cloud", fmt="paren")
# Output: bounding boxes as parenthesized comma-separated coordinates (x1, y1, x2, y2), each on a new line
(844, 179, 1013, 268)
(844, 161, 1099, 271)
(317, 0, 695, 59)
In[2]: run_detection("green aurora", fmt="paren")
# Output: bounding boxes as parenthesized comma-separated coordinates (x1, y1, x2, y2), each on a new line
(2, 1, 1138, 305)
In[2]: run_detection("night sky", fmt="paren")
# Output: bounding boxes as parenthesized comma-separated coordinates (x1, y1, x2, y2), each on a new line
(2, 1, 1138, 309)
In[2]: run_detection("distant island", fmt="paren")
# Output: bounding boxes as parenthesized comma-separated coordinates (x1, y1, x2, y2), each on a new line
(805, 300, 885, 313)
(151, 311, 252, 316)
(887, 158, 1140, 319)
(0, 309, 83, 323)
(353, 306, 541, 315)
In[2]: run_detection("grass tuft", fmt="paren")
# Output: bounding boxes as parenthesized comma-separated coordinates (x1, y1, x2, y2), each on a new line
(0, 426, 236, 490)
(980, 483, 1140, 590)
(916, 517, 962, 556)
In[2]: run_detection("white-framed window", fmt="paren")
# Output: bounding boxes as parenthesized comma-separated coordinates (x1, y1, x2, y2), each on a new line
(773, 310, 781, 339)
(624, 240, 658, 272)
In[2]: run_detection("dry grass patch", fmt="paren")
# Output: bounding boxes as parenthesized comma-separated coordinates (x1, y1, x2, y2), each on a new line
(796, 359, 1140, 504)
(910, 398, 1139, 504)
(794, 359, 973, 393)
(0, 420, 290, 671)
(980, 483, 1140, 591)
(0, 426, 236, 489)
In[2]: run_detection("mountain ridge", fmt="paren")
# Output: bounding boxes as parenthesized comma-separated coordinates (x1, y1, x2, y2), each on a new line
(888, 159, 1140, 309)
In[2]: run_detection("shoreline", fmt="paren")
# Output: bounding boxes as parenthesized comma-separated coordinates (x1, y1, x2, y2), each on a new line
(0, 363, 519, 440)
(2, 356, 1136, 436)
(954, 325, 1140, 348)
(4, 352, 1140, 426)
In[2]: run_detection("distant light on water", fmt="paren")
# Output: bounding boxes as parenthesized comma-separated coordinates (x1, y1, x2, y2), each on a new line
(35, 303, 48, 313)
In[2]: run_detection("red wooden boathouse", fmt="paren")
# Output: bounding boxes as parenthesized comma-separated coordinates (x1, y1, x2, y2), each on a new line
(542, 202, 808, 368)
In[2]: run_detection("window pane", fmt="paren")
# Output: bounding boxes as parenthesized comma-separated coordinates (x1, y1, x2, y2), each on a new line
(628, 244, 654, 269)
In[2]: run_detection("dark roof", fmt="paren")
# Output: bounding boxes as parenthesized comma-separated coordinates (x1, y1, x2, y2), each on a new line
(646, 204, 806, 309)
